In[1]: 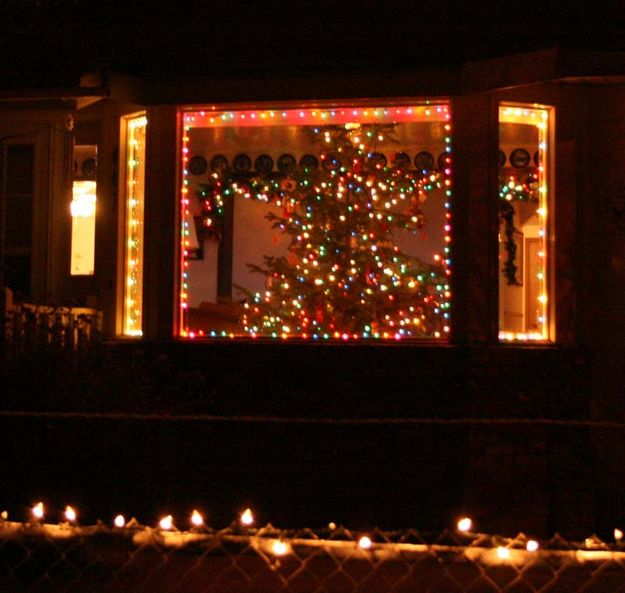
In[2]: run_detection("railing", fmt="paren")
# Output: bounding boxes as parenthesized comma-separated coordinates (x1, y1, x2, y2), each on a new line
(1, 518, 624, 593)
(1, 288, 102, 358)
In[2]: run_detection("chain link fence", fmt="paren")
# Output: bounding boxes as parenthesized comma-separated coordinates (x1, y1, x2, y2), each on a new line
(2, 518, 625, 592)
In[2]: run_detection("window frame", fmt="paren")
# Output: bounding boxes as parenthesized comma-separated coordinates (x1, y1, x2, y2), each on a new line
(177, 99, 453, 342)
(497, 101, 555, 343)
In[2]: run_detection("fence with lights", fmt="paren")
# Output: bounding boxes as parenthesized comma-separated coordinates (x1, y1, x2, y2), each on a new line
(2, 505, 625, 592)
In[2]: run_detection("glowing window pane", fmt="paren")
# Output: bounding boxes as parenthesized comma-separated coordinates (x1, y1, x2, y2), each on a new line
(122, 114, 147, 336)
(498, 104, 552, 342)
(179, 103, 452, 341)
(70, 180, 96, 275)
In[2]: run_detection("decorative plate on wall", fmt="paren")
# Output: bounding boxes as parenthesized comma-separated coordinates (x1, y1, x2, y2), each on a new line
(368, 152, 387, 169)
(414, 151, 434, 170)
(300, 154, 319, 169)
(437, 152, 449, 171)
(188, 155, 208, 175)
(321, 153, 341, 171)
(81, 158, 97, 178)
(210, 154, 230, 174)
(393, 152, 411, 169)
(498, 150, 506, 168)
(277, 153, 297, 173)
(233, 153, 252, 173)
(254, 154, 274, 173)
(510, 148, 531, 168)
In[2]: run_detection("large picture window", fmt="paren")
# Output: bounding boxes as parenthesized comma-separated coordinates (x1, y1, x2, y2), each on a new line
(179, 104, 452, 341)
(498, 104, 553, 341)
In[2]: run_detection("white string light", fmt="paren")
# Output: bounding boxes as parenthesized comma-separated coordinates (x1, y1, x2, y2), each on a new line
(64, 506, 77, 523)
(526, 539, 539, 552)
(240, 508, 254, 526)
(7, 502, 624, 563)
(114, 515, 126, 528)
(272, 540, 289, 556)
(32, 502, 44, 520)
(190, 510, 204, 527)
(159, 515, 173, 530)
(496, 546, 510, 560)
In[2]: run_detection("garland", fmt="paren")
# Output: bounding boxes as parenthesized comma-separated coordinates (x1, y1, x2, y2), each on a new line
(499, 173, 538, 286)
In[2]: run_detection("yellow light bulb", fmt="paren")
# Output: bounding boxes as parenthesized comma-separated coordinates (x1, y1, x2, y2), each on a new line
(241, 508, 254, 526)
(526, 539, 539, 552)
(159, 515, 173, 530)
(272, 540, 289, 556)
(190, 510, 204, 527)
(64, 505, 77, 522)
(457, 517, 472, 532)
(32, 502, 44, 520)
(358, 535, 372, 549)
(114, 515, 126, 528)
(497, 547, 510, 560)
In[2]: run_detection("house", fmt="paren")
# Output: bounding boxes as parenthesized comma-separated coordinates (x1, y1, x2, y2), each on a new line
(1, 2, 625, 538)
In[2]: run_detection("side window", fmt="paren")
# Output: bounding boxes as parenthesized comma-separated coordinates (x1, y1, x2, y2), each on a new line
(121, 114, 147, 336)
(70, 145, 97, 276)
(0, 143, 35, 299)
(498, 105, 553, 341)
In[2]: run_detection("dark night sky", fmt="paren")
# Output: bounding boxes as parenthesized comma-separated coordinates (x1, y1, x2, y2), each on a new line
(1, 0, 625, 87)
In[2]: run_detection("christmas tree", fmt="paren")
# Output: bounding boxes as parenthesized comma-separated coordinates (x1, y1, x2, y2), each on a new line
(231, 122, 450, 340)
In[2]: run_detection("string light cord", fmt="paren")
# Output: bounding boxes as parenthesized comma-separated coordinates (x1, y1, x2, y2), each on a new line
(0, 410, 622, 429)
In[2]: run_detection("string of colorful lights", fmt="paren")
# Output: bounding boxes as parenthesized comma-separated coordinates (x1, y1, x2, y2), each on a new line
(180, 103, 452, 340)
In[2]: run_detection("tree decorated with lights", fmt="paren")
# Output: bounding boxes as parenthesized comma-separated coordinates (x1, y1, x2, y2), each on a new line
(228, 122, 450, 339)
